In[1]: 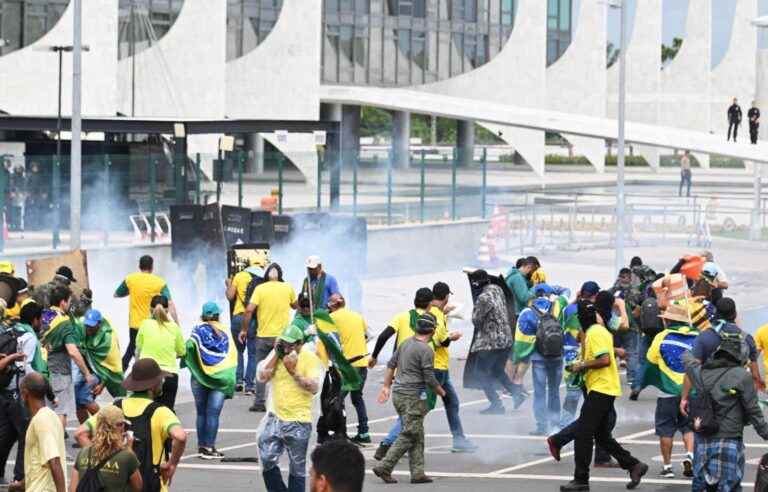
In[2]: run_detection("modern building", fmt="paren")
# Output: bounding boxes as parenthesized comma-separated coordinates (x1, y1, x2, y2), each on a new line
(0, 0, 761, 187)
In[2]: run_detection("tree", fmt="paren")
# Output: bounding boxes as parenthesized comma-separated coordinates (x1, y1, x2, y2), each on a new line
(607, 41, 620, 68)
(661, 37, 683, 64)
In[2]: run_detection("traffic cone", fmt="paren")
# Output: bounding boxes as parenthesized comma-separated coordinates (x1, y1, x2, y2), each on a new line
(476, 233, 492, 265)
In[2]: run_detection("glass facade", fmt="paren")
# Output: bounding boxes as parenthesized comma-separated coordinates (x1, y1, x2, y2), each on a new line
(0, 0, 69, 56)
(546, 0, 571, 66)
(117, 0, 184, 60)
(226, 0, 282, 61)
(322, 0, 516, 86)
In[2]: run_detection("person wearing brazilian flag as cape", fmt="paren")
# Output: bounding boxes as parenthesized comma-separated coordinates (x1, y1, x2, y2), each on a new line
(291, 291, 362, 443)
(73, 308, 126, 424)
(640, 302, 698, 479)
(182, 301, 236, 459)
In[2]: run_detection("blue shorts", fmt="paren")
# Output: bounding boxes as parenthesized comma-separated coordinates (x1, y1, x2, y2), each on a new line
(655, 396, 690, 437)
(72, 363, 100, 407)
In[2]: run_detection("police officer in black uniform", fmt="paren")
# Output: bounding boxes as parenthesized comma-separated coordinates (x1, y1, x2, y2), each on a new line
(748, 101, 761, 145)
(727, 97, 742, 142)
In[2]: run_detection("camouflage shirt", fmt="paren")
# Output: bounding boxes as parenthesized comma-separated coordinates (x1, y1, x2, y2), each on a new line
(30, 277, 88, 316)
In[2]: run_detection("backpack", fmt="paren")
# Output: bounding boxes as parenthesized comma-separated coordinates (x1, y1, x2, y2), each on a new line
(0, 324, 20, 388)
(755, 453, 768, 492)
(243, 272, 264, 308)
(639, 297, 662, 339)
(115, 399, 165, 492)
(75, 448, 121, 492)
(689, 368, 729, 436)
(533, 305, 564, 358)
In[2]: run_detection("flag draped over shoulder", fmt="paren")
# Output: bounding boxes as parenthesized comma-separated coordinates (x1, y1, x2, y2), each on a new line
(183, 321, 237, 398)
(641, 325, 698, 396)
(76, 318, 126, 398)
(13, 322, 49, 379)
(295, 310, 362, 392)
(513, 296, 568, 363)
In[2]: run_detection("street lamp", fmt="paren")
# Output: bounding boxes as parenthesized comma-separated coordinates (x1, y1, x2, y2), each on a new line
(49, 44, 90, 249)
(607, 0, 628, 272)
(751, 16, 768, 241)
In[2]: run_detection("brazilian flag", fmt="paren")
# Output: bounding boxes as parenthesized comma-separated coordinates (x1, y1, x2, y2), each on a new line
(294, 310, 362, 392)
(13, 322, 49, 379)
(183, 321, 237, 398)
(75, 318, 126, 398)
(513, 296, 568, 363)
(641, 324, 698, 395)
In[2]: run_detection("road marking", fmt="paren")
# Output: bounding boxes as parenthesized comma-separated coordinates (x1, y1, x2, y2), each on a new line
(368, 433, 550, 440)
(490, 428, 656, 475)
(622, 439, 768, 449)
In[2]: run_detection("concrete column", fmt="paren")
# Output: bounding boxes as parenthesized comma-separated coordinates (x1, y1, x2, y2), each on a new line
(246, 133, 264, 174)
(340, 105, 361, 163)
(456, 119, 475, 166)
(320, 103, 343, 208)
(391, 110, 411, 169)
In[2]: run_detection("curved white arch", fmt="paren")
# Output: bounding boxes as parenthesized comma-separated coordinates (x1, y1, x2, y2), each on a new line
(0, 0, 118, 116)
(547, 0, 607, 173)
(413, 0, 547, 175)
(607, 0, 662, 170)
(226, 0, 322, 185)
(660, 0, 712, 168)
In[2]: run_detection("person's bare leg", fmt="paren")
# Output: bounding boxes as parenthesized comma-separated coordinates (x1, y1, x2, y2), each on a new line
(505, 360, 516, 381)
(682, 432, 693, 454)
(659, 437, 673, 466)
(513, 361, 530, 385)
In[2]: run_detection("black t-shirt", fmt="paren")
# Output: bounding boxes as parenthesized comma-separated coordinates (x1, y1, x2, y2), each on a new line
(749, 107, 761, 123)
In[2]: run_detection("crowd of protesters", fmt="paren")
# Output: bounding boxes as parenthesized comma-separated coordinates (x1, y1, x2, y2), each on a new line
(0, 247, 765, 492)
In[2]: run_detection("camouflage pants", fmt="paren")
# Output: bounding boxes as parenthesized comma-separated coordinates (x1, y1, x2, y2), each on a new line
(380, 392, 428, 478)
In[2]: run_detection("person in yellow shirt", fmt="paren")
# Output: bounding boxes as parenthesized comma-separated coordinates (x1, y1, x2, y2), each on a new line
(328, 294, 370, 445)
(11, 373, 66, 492)
(257, 325, 321, 492)
(554, 300, 648, 492)
(74, 359, 188, 492)
(115, 255, 177, 370)
(240, 263, 297, 412)
(755, 323, 768, 387)
(225, 257, 265, 394)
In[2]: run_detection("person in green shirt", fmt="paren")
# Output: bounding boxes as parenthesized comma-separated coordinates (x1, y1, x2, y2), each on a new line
(504, 258, 537, 395)
(135, 296, 185, 411)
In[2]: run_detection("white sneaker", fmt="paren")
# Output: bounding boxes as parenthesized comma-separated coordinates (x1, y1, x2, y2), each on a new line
(659, 466, 674, 479)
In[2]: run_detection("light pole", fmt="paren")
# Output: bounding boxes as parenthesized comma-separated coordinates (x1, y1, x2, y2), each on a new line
(71, 0, 83, 250)
(608, 0, 628, 272)
(751, 16, 768, 241)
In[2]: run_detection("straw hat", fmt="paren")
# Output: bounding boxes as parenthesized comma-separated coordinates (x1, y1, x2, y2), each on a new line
(658, 303, 691, 324)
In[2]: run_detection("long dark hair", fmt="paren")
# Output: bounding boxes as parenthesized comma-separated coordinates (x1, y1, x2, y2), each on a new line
(264, 263, 284, 282)
(577, 299, 598, 329)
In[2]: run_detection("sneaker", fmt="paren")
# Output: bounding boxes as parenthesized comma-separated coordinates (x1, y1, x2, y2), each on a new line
(479, 404, 505, 415)
(204, 448, 225, 460)
(547, 437, 561, 462)
(682, 457, 693, 478)
(373, 443, 391, 461)
(559, 480, 590, 492)
(659, 466, 674, 479)
(351, 433, 371, 446)
(451, 438, 478, 453)
(249, 403, 266, 413)
(410, 476, 433, 484)
(235, 383, 244, 392)
(244, 388, 256, 396)
(372, 466, 397, 484)
(628, 390, 640, 401)
(627, 462, 649, 490)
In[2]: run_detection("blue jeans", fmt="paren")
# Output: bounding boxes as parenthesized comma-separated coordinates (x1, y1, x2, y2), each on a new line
(615, 330, 639, 385)
(190, 378, 227, 448)
(231, 315, 256, 390)
(341, 368, 369, 435)
(531, 358, 563, 432)
(631, 333, 652, 392)
(561, 386, 582, 427)
(259, 414, 311, 492)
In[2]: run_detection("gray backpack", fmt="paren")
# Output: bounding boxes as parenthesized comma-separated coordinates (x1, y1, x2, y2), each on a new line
(534, 306, 564, 358)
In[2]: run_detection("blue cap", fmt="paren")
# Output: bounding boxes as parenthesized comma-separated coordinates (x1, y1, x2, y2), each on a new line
(702, 262, 719, 278)
(83, 309, 102, 327)
(202, 301, 221, 317)
(534, 283, 554, 296)
(580, 281, 600, 296)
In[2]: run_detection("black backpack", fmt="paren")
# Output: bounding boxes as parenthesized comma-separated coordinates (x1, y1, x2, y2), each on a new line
(639, 297, 662, 338)
(0, 324, 20, 388)
(115, 399, 165, 492)
(75, 448, 121, 492)
(534, 305, 564, 358)
(689, 369, 729, 436)
(755, 453, 768, 492)
(243, 272, 264, 308)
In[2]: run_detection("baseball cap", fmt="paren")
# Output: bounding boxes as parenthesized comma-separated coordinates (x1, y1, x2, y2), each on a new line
(279, 324, 305, 344)
(580, 281, 600, 297)
(55, 266, 77, 283)
(432, 282, 453, 300)
(415, 312, 437, 334)
(414, 287, 434, 306)
(83, 309, 103, 328)
(534, 283, 554, 296)
(305, 255, 321, 269)
(702, 262, 719, 280)
(202, 301, 221, 317)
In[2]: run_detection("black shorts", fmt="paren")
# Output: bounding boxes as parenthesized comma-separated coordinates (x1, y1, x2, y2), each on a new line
(655, 396, 691, 437)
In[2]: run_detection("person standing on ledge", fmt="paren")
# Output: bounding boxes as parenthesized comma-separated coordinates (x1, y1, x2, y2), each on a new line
(727, 97, 742, 142)
(749, 101, 761, 145)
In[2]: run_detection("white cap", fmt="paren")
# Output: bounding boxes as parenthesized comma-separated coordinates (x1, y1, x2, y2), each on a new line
(305, 255, 321, 269)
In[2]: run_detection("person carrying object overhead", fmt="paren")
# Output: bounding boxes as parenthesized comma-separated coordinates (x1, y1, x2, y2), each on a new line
(30, 265, 86, 315)
(241, 262, 298, 413)
(302, 256, 341, 312)
(256, 324, 323, 492)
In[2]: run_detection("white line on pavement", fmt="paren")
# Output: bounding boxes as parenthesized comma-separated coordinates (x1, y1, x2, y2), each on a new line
(181, 441, 260, 461)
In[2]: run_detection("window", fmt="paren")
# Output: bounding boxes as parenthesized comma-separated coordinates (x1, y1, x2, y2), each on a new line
(225, 0, 283, 60)
(501, 0, 515, 26)
(118, 0, 185, 60)
(450, 0, 477, 22)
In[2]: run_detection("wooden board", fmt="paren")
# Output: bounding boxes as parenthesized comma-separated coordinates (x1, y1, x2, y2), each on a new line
(26, 249, 90, 296)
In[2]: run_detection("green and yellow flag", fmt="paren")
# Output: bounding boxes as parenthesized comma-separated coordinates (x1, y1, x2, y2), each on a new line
(76, 318, 126, 398)
(183, 321, 237, 398)
(12, 322, 49, 379)
(641, 324, 698, 396)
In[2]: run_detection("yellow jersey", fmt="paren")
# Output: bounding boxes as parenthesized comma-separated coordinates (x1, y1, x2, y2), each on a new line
(429, 306, 450, 371)
(583, 324, 621, 397)
(330, 308, 369, 368)
(115, 272, 170, 329)
(272, 348, 322, 422)
(249, 281, 297, 338)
